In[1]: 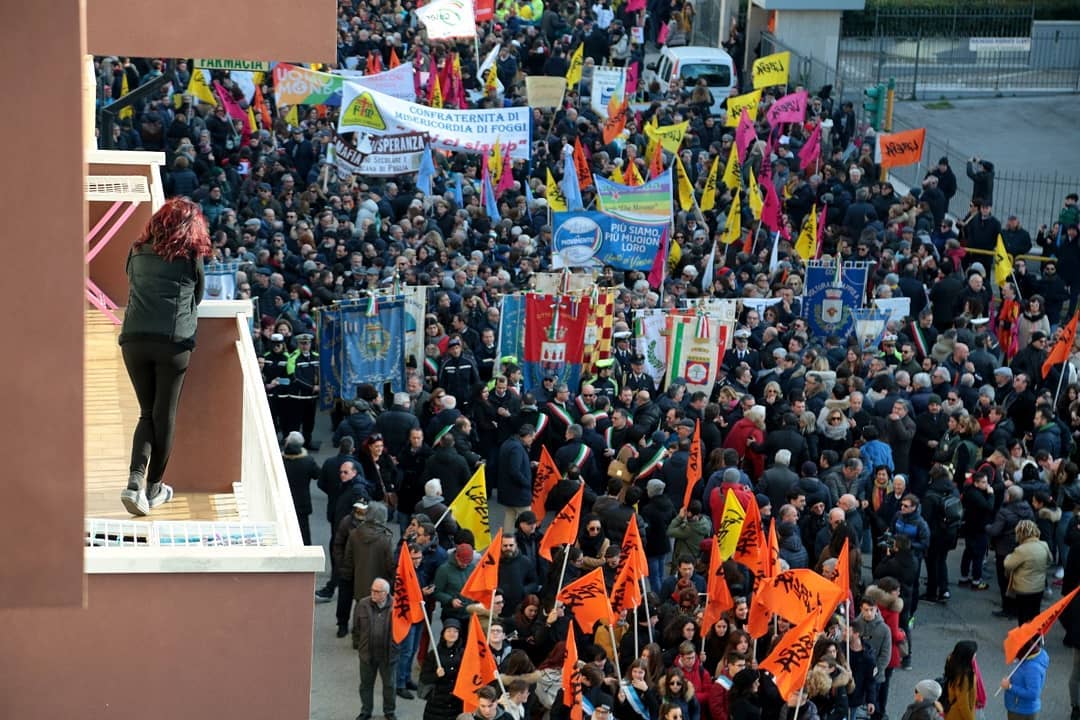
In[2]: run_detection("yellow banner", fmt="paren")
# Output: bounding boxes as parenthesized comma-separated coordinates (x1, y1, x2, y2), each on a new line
(752, 51, 790, 89)
(725, 89, 762, 127)
(644, 120, 689, 154)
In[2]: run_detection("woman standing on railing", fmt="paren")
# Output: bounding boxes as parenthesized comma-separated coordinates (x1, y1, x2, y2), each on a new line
(118, 197, 210, 516)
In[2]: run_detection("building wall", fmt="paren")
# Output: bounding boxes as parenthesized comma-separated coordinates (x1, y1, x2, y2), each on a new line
(775, 10, 843, 72)
(0, 571, 316, 719)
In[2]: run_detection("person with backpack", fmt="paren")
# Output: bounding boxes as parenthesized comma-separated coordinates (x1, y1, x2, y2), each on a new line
(921, 464, 963, 603)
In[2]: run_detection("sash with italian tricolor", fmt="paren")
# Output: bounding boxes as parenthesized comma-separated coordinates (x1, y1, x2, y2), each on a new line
(546, 401, 574, 427)
(908, 320, 929, 360)
(665, 313, 722, 399)
(571, 443, 592, 469)
(635, 445, 666, 479)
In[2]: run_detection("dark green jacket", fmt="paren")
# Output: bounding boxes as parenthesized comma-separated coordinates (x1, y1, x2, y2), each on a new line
(119, 245, 204, 348)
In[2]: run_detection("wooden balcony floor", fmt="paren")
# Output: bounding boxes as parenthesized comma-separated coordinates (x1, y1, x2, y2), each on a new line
(85, 310, 238, 521)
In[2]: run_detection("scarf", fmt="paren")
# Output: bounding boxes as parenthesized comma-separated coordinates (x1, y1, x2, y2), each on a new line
(871, 476, 890, 512)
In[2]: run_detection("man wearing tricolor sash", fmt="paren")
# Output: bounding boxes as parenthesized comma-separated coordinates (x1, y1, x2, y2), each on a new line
(555, 424, 601, 492)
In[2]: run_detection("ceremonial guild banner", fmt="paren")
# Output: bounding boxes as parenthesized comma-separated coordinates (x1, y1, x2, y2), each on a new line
(331, 133, 428, 177)
(581, 290, 617, 375)
(339, 83, 532, 159)
(497, 293, 527, 364)
(551, 212, 667, 271)
(340, 299, 406, 394)
(522, 294, 591, 393)
(634, 309, 668, 390)
(333, 63, 417, 101)
(401, 285, 428, 369)
(317, 308, 343, 410)
(666, 315, 728, 399)
(593, 169, 672, 220)
(802, 262, 869, 342)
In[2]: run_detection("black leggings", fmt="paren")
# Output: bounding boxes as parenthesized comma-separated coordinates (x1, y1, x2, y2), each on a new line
(122, 341, 191, 485)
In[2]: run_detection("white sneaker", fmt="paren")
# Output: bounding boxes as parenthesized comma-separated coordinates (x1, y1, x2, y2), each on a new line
(1056, 567, 1065, 580)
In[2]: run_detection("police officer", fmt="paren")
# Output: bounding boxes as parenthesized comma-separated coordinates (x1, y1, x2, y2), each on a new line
(592, 358, 619, 401)
(262, 332, 291, 432)
(287, 333, 320, 448)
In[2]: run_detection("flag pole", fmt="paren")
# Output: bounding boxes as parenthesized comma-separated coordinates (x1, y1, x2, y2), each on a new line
(554, 544, 573, 602)
(488, 585, 508, 695)
(432, 505, 453, 529)
(994, 635, 1044, 696)
(639, 576, 654, 645)
(420, 600, 444, 671)
(608, 623, 623, 678)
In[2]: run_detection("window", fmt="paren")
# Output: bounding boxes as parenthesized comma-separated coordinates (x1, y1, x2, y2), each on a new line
(678, 63, 732, 88)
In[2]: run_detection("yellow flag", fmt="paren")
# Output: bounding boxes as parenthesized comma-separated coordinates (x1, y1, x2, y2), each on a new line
(185, 68, 218, 106)
(430, 74, 444, 108)
(118, 70, 133, 119)
(717, 489, 747, 560)
(566, 43, 584, 87)
(747, 169, 764, 219)
(489, 137, 503, 185)
(725, 89, 761, 127)
(752, 51, 791, 90)
(648, 113, 658, 130)
(674, 154, 694, 211)
(484, 63, 499, 95)
(794, 208, 818, 260)
(546, 167, 568, 211)
(995, 234, 1014, 287)
(644, 121, 690, 155)
(284, 104, 299, 128)
(722, 148, 741, 191)
(611, 164, 624, 184)
(722, 193, 741, 244)
(247, 105, 257, 133)
(700, 156, 721, 212)
(448, 466, 492, 550)
(668, 233, 683, 270)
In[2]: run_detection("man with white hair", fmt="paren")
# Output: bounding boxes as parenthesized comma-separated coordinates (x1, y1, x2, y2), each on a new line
(758, 449, 800, 512)
(353, 576, 398, 720)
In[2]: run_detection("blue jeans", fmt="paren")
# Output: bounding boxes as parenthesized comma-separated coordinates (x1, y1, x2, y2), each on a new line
(647, 555, 665, 595)
(396, 623, 421, 687)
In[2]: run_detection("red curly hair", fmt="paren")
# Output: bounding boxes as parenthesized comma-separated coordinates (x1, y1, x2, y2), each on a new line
(134, 197, 212, 262)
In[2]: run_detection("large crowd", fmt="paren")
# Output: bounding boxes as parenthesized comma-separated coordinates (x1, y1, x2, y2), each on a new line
(96, 1, 1080, 719)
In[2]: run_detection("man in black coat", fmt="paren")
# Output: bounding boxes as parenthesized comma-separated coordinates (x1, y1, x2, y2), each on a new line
(1002, 372, 1038, 437)
(423, 434, 472, 503)
(498, 535, 541, 618)
(929, 259, 964, 332)
(374, 392, 421, 458)
(925, 157, 957, 214)
(749, 413, 808, 469)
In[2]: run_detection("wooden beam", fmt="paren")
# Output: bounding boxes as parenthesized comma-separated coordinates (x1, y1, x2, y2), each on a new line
(86, 0, 336, 64)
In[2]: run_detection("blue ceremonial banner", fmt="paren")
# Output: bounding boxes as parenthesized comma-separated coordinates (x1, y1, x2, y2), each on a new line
(340, 299, 407, 395)
(551, 211, 667, 271)
(802, 261, 869, 341)
(852, 307, 890, 353)
(317, 308, 343, 410)
(496, 293, 527, 364)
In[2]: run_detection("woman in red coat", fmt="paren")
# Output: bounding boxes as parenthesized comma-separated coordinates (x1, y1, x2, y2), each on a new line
(723, 405, 766, 479)
(866, 578, 907, 671)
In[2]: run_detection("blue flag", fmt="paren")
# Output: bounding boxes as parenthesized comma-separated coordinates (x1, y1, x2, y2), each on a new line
(482, 165, 500, 217)
(339, 299, 406, 394)
(561, 148, 584, 211)
(451, 172, 464, 207)
(416, 143, 435, 196)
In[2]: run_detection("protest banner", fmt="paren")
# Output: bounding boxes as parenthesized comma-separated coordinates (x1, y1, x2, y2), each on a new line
(415, 0, 477, 39)
(590, 66, 626, 115)
(877, 127, 926, 169)
(339, 82, 532, 159)
(525, 76, 567, 107)
(634, 308, 668, 391)
(339, 298, 406, 393)
(330, 132, 428, 177)
(752, 51, 790, 89)
(333, 62, 416, 101)
(273, 63, 342, 106)
(551, 212, 668, 271)
(593, 169, 673, 220)
(666, 314, 726, 401)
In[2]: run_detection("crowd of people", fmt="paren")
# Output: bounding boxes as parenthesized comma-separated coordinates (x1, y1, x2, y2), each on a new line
(98, 1, 1080, 719)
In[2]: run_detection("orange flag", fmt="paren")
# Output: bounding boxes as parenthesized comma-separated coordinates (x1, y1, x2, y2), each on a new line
(765, 519, 781, 579)
(683, 420, 703, 508)
(392, 545, 426, 643)
(532, 445, 562, 522)
(368, 50, 384, 74)
(758, 569, 846, 625)
(557, 567, 615, 634)
(760, 609, 825, 702)
(253, 85, 272, 133)
(453, 613, 499, 711)
(746, 586, 773, 638)
(562, 625, 584, 718)
(619, 513, 649, 578)
(648, 140, 664, 179)
(733, 494, 768, 581)
(573, 137, 593, 190)
(460, 528, 503, 605)
(610, 552, 643, 615)
(625, 159, 644, 187)
(878, 127, 926, 169)
(389, 47, 401, 69)
(602, 99, 628, 145)
(1042, 310, 1079, 379)
(1004, 585, 1080, 662)
(833, 538, 851, 605)
(539, 483, 584, 561)
(702, 533, 735, 630)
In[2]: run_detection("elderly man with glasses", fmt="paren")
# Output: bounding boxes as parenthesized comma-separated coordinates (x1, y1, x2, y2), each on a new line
(353, 577, 399, 720)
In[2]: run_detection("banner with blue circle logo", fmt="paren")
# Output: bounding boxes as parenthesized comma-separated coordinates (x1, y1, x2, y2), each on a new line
(551, 212, 667, 271)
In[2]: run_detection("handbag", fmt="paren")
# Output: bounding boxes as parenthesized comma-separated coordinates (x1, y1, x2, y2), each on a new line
(608, 459, 631, 480)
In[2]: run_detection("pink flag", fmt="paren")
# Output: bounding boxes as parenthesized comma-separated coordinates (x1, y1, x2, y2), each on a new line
(413, 49, 423, 100)
(626, 0, 645, 10)
(760, 177, 781, 232)
(213, 81, 253, 136)
(626, 63, 639, 96)
(759, 135, 774, 181)
(496, 153, 515, 196)
(648, 229, 667, 287)
(735, 109, 756, 163)
(765, 89, 808, 126)
(657, 22, 669, 46)
(798, 122, 822, 171)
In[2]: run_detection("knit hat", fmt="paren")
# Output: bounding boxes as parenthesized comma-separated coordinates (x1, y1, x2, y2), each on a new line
(915, 679, 941, 704)
(647, 479, 666, 498)
(755, 493, 771, 509)
(455, 543, 473, 565)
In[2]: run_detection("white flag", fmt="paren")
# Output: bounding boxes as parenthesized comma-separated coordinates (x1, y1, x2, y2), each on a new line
(416, 0, 477, 39)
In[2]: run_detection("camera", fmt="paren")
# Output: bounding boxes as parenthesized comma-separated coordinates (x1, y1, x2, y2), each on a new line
(876, 530, 895, 553)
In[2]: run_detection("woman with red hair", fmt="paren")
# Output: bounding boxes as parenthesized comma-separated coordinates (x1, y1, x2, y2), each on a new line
(119, 198, 212, 516)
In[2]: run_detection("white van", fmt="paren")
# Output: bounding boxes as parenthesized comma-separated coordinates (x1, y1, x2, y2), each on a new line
(643, 46, 738, 118)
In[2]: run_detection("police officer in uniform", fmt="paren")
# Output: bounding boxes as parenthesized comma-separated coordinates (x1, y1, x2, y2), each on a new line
(625, 354, 657, 396)
(261, 332, 291, 433)
(287, 333, 320, 448)
(612, 330, 634, 378)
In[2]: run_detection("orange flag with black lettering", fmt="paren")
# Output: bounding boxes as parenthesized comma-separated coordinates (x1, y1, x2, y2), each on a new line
(758, 569, 846, 625)
(1042, 310, 1079, 379)
(1004, 585, 1080, 662)
(460, 528, 503, 606)
(619, 513, 649, 577)
(253, 85, 273, 133)
(557, 567, 615, 634)
(389, 47, 401, 69)
(573, 137, 593, 190)
(610, 551, 643, 615)
(878, 127, 926, 169)
(702, 533, 735, 631)
(683, 420, 703, 508)
(539, 483, 584, 561)
(733, 494, 768, 581)
(648, 139, 664, 179)
(760, 608, 825, 702)
(453, 613, 499, 711)
(532, 445, 562, 522)
(392, 544, 426, 643)
(562, 624, 584, 719)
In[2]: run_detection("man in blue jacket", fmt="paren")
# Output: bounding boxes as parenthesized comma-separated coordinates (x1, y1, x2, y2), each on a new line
(497, 424, 536, 532)
(1001, 636, 1049, 720)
